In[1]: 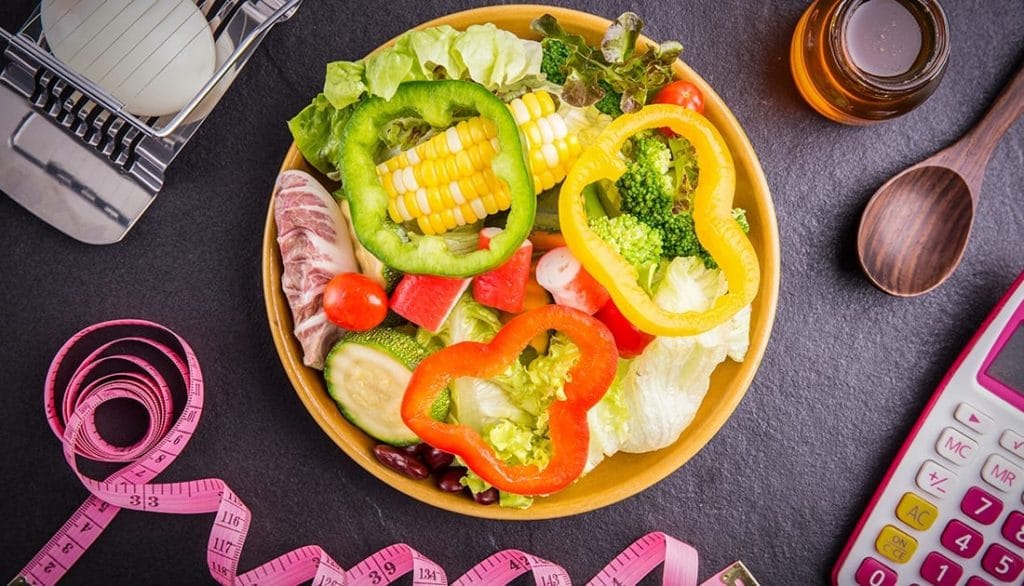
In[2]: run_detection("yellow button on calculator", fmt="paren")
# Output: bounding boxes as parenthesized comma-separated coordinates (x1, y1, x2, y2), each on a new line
(895, 492, 938, 531)
(875, 524, 917, 564)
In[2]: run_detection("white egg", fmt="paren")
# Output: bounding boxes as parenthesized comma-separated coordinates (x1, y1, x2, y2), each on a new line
(41, 0, 217, 117)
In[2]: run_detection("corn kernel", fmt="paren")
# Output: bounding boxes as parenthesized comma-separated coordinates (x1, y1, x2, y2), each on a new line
(458, 177, 477, 200)
(470, 198, 487, 221)
(530, 149, 547, 173)
(428, 213, 446, 234)
(481, 193, 498, 215)
(402, 167, 418, 192)
(417, 216, 433, 235)
(392, 169, 406, 193)
(403, 192, 419, 219)
(455, 150, 474, 176)
(427, 187, 443, 213)
(415, 188, 431, 215)
(450, 181, 465, 204)
(541, 143, 559, 168)
(446, 127, 462, 154)
(482, 118, 498, 139)
(439, 184, 455, 209)
(536, 117, 554, 145)
(521, 121, 542, 148)
(509, 99, 530, 125)
(388, 200, 402, 223)
(521, 92, 542, 119)
(381, 171, 396, 197)
(440, 209, 457, 230)
(460, 203, 477, 223)
(536, 91, 556, 115)
(395, 194, 412, 222)
(453, 206, 467, 226)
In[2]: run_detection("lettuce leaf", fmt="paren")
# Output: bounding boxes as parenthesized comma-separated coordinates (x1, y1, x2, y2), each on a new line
(492, 331, 579, 416)
(285, 93, 352, 176)
(584, 359, 631, 472)
(324, 61, 368, 110)
(617, 257, 752, 454)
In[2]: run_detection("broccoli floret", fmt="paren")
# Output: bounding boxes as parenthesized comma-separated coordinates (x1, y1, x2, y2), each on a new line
(589, 213, 664, 267)
(616, 135, 674, 222)
(594, 80, 623, 117)
(656, 211, 702, 259)
(661, 208, 751, 269)
(540, 39, 570, 85)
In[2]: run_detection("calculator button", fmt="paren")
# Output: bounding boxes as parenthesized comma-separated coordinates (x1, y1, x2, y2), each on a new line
(919, 552, 962, 586)
(965, 576, 992, 586)
(855, 557, 898, 586)
(936, 427, 978, 466)
(917, 460, 958, 499)
(980, 543, 1023, 581)
(980, 454, 1022, 493)
(897, 492, 939, 531)
(1001, 511, 1024, 548)
(875, 524, 918, 564)
(955, 403, 992, 434)
(960, 487, 1003, 525)
(941, 520, 983, 559)
(999, 429, 1024, 460)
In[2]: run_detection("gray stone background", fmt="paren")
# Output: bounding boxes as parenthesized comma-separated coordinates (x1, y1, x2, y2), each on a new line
(1, 0, 1022, 583)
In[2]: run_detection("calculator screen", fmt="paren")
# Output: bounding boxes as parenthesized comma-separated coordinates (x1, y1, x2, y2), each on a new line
(987, 323, 1024, 393)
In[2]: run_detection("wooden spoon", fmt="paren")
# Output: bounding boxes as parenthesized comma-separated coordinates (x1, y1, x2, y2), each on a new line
(858, 63, 1024, 296)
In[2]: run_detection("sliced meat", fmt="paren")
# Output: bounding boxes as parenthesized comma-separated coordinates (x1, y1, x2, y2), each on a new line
(274, 170, 359, 369)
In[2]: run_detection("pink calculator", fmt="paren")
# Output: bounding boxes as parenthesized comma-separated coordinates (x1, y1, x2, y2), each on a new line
(833, 271, 1024, 586)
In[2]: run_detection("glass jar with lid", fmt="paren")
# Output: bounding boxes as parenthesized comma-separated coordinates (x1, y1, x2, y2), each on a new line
(791, 0, 950, 124)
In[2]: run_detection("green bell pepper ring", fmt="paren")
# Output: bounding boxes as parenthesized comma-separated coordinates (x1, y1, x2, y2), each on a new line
(339, 80, 535, 278)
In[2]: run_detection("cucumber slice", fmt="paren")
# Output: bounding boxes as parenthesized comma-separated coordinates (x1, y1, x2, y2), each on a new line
(325, 329, 429, 446)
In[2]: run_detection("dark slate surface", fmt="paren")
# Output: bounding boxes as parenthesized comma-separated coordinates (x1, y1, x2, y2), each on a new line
(2, 1, 1023, 584)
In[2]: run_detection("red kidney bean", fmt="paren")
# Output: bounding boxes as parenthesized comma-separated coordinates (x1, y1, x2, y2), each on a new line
(473, 487, 499, 505)
(400, 444, 423, 456)
(421, 447, 455, 472)
(436, 467, 467, 492)
(373, 444, 429, 480)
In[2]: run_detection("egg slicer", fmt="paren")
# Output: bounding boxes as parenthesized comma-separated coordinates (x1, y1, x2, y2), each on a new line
(0, 0, 302, 244)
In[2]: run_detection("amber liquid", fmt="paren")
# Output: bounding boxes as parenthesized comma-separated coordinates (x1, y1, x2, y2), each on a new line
(846, 0, 922, 76)
(791, 0, 947, 124)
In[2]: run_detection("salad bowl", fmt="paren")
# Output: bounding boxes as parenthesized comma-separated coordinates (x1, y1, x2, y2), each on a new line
(262, 4, 780, 519)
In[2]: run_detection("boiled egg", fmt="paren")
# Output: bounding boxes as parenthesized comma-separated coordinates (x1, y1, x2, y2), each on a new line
(41, 0, 217, 117)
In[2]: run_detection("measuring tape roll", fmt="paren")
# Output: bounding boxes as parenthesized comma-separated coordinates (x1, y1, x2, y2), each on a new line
(12, 320, 755, 586)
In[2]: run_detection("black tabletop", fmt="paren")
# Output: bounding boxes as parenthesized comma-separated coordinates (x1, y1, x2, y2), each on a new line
(2, 1, 1023, 584)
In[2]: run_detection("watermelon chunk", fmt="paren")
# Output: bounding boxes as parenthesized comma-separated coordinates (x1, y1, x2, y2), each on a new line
(390, 274, 471, 332)
(473, 228, 533, 313)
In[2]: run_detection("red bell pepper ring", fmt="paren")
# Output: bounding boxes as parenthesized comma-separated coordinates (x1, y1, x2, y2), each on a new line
(401, 305, 618, 495)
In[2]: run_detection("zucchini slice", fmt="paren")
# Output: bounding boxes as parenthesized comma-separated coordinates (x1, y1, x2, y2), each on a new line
(324, 328, 428, 446)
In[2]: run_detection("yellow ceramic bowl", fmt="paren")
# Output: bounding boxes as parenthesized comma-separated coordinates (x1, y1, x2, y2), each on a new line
(263, 5, 780, 520)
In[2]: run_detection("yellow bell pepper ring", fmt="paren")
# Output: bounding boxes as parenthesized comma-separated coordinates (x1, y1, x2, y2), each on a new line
(558, 104, 760, 337)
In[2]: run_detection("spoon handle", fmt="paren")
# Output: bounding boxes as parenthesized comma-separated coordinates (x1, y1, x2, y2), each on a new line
(945, 61, 1024, 189)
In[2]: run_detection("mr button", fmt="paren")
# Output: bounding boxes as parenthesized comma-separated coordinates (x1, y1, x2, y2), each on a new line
(896, 492, 938, 531)
(875, 525, 918, 564)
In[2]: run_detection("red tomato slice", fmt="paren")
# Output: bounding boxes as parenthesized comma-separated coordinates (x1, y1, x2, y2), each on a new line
(594, 300, 655, 358)
(322, 273, 388, 331)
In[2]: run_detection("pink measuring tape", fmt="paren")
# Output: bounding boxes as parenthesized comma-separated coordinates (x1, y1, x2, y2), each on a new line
(11, 320, 757, 586)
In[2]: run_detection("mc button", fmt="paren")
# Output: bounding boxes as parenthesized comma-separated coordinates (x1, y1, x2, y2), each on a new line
(876, 524, 918, 564)
(897, 492, 938, 531)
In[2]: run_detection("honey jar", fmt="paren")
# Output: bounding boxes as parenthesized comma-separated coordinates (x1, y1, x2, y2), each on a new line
(791, 0, 950, 124)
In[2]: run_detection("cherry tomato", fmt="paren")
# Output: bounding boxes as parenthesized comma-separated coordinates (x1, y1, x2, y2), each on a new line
(594, 300, 655, 358)
(322, 273, 388, 331)
(652, 81, 705, 137)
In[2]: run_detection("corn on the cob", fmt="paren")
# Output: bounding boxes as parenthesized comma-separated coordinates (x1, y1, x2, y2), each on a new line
(376, 90, 583, 235)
